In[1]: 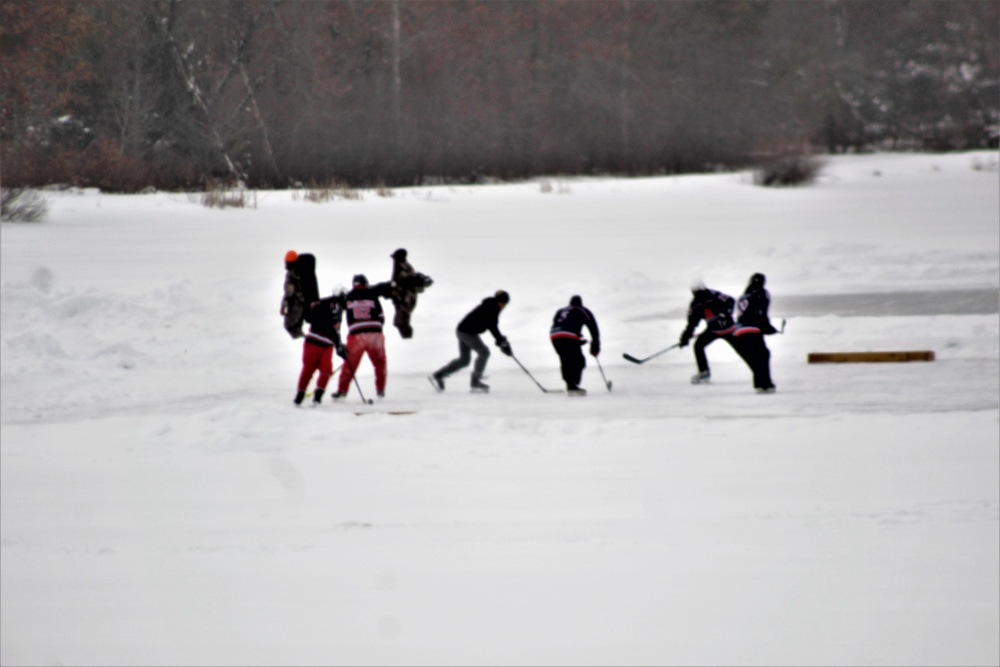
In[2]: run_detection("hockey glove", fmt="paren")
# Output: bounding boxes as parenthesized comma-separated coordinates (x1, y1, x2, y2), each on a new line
(678, 334, 690, 349)
(336, 343, 348, 359)
(590, 341, 601, 356)
(497, 338, 513, 356)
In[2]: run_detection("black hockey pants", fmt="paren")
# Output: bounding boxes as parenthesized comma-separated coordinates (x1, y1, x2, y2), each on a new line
(552, 338, 587, 389)
(698, 330, 774, 390)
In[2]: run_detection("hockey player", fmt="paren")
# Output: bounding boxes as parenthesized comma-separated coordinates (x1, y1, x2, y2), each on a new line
(678, 281, 736, 384)
(429, 290, 512, 392)
(735, 272, 777, 392)
(294, 288, 347, 406)
(679, 280, 775, 392)
(736, 273, 778, 334)
(334, 274, 394, 399)
(549, 295, 601, 395)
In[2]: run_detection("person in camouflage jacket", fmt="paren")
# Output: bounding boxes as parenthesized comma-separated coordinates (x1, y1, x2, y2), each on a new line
(388, 248, 433, 339)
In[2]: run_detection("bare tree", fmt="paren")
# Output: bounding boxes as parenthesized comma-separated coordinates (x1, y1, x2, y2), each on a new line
(5, 0, 997, 189)
(0, 0, 94, 185)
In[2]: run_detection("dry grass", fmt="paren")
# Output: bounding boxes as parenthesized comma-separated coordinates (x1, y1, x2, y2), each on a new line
(539, 179, 571, 194)
(753, 153, 825, 187)
(293, 179, 363, 202)
(201, 181, 257, 209)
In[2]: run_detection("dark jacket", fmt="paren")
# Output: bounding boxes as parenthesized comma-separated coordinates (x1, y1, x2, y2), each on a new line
(390, 258, 433, 296)
(550, 304, 601, 355)
(304, 295, 344, 348)
(343, 282, 394, 336)
(457, 296, 506, 343)
(281, 253, 319, 338)
(285, 253, 319, 306)
(681, 288, 736, 343)
(736, 286, 777, 334)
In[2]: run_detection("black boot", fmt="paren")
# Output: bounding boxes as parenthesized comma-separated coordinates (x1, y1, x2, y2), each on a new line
(294, 390, 306, 405)
(313, 388, 325, 404)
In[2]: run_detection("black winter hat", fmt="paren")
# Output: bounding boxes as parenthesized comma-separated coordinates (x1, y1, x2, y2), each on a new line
(750, 273, 766, 287)
(495, 289, 510, 304)
(352, 274, 369, 287)
(391, 248, 407, 260)
(569, 295, 583, 307)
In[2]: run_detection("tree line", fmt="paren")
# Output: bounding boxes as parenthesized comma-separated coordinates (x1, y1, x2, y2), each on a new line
(1, 0, 997, 192)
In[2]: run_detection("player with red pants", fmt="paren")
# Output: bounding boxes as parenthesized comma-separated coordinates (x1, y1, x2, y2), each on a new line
(335, 274, 394, 399)
(295, 290, 345, 405)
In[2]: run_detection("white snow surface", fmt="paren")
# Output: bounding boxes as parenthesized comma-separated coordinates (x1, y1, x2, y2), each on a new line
(2, 152, 998, 666)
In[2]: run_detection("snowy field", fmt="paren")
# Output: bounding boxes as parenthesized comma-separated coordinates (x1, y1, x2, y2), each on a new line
(1, 151, 998, 666)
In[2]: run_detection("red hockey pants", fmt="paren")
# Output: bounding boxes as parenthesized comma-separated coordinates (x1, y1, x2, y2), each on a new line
(337, 332, 387, 395)
(298, 341, 334, 392)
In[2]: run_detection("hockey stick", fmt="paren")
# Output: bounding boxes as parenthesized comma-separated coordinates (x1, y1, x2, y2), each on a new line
(780, 318, 786, 334)
(341, 354, 374, 404)
(351, 374, 373, 404)
(595, 356, 612, 391)
(622, 343, 681, 365)
(303, 363, 343, 399)
(510, 354, 561, 393)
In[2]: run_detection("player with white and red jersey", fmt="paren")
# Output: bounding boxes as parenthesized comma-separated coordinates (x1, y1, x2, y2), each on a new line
(335, 274, 394, 399)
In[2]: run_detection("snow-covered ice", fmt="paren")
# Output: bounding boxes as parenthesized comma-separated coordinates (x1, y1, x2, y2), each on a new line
(2, 152, 998, 666)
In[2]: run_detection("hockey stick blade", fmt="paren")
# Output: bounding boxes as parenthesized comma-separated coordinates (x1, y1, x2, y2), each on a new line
(595, 358, 613, 391)
(623, 343, 681, 365)
(511, 354, 560, 393)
